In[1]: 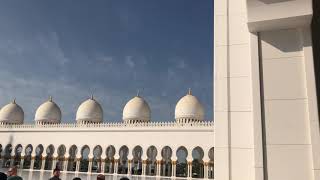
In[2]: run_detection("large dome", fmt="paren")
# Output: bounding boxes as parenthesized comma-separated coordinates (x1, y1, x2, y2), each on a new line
(0, 100, 24, 124)
(76, 96, 103, 123)
(35, 97, 61, 124)
(123, 95, 151, 123)
(175, 90, 204, 122)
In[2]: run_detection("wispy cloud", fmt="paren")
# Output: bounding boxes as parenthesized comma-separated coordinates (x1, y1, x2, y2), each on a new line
(177, 60, 186, 69)
(100, 56, 114, 63)
(37, 32, 70, 67)
(0, 69, 126, 123)
(0, 0, 213, 121)
(125, 55, 135, 68)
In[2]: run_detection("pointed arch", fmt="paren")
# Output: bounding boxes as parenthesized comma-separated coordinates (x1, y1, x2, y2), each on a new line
(79, 145, 90, 172)
(92, 145, 102, 173)
(131, 145, 143, 175)
(44, 144, 55, 170)
(146, 145, 157, 176)
(23, 144, 33, 169)
(2, 144, 12, 168)
(192, 146, 204, 178)
(56, 144, 66, 170)
(104, 145, 115, 174)
(33, 144, 44, 169)
(176, 146, 188, 177)
(118, 145, 129, 174)
(67, 145, 78, 171)
(13, 144, 23, 167)
(161, 146, 172, 177)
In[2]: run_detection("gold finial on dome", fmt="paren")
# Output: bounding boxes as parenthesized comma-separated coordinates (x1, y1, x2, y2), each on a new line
(90, 94, 94, 100)
(136, 89, 140, 97)
(49, 96, 53, 102)
(188, 88, 192, 95)
(12, 98, 16, 104)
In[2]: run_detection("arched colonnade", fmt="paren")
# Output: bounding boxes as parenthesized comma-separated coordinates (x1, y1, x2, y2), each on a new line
(0, 144, 214, 179)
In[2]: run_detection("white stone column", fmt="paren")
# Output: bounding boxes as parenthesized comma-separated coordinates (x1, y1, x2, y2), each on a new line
(204, 162, 208, 179)
(75, 152, 81, 173)
(30, 155, 35, 170)
(63, 156, 69, 171)
(100, 159, 105, 173)
(41, 156, 46, 170)
(187, 161, 192, 178)
(127, 159, 132, 175)
(156, 160, 161, 176)
(75, 160, 80, 172)
(19, 156, 24, 169)
(142, 160, 147, 176)
(113, 159, 118, 174)
(88, 158, 93, 173)
(52, 152, 58, 170)
(171, 161, 176, 178)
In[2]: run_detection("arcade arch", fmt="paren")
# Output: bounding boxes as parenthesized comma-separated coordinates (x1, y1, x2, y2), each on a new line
(104, 145, 115, 174)
(161, 146, 172, 177)
(146, 146, 157, 176)
(23, 144, 33, 169)
(67, 145, 77, 171)
(33, 144, 44, 169)
(79, 145, 90, 172)
(0, 143, 214, 179)
(44, 144, 55, 170)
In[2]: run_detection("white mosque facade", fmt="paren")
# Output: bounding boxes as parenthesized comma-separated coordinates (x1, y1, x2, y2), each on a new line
(1, 0, 320, 180)
(0, 91, 214, 179)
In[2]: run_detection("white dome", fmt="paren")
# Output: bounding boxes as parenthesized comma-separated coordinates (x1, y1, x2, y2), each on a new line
(35, 97, 61, 124)
(175, 90, 204, 121)
(76, 96, 103, 123)
(123, 96, 151, 122)
(0, 100, 24, 124)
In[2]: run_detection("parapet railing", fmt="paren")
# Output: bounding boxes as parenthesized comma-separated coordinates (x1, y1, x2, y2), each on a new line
(0, 121, 214, 129)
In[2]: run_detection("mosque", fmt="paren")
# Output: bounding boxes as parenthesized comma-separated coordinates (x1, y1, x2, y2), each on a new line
(1, 0, 320, 180)
(0, 90, 214, 179)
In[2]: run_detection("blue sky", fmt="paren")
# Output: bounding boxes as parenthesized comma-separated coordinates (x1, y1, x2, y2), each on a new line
(0, 0, 213, 123)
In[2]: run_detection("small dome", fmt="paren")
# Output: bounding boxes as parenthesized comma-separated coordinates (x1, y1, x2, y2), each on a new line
(76, 96, 103, 123)
(123, 95, 151, 123)
(35, 97, 61, 124)
(175, 89, 204, 122)
(0, 99, 24, 124)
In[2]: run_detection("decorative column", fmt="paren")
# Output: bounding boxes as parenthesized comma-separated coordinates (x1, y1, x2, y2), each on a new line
(127, 159, 132, 175)
(88, 158, 93, 173)
(30, 155, 35, 170)
(142, 160, 147, 176)
(75, 158, 80, 172)
(171, 160, 176, 178)
(63, 156, 69, 171)
(113, 159, 118, 174)
(89, 154, 94, 173)
(41, 156, 46, 170)
(52, 152, 58, 170)
(156, 160, 161, 176)
(19, 155, 25, 169)
(203, 162, 208, 179)
(187, 161, 192, 178)
(75, 152, 81, 173)
(100, 158, 105, 173)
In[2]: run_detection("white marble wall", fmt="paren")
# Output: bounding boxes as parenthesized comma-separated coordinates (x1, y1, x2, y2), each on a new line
(260, 28, 318, 180)
(214, 0, 255, 180)
(214, 0, 319, 180)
